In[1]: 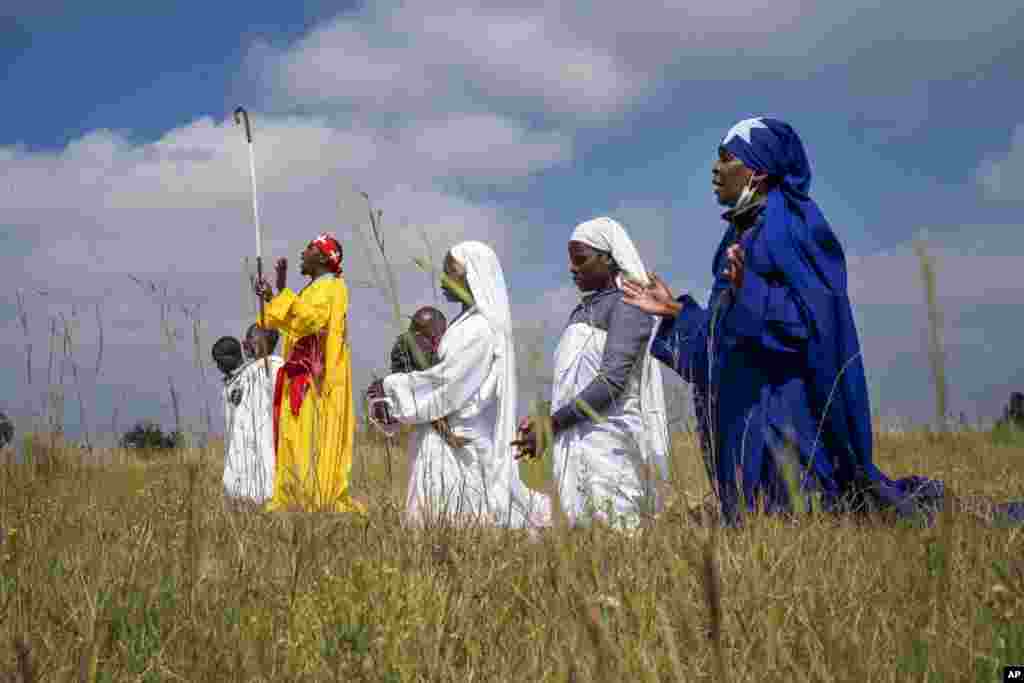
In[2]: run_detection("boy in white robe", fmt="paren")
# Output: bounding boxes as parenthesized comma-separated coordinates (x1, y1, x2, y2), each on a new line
(514, 218, 670, 529)
(214, 327, 283, 505)
(368, 241, 551, 529)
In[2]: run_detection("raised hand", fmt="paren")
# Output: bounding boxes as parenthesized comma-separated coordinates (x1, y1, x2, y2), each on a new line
(723, 244, 745, 289)
(621, 272, 683, 318)
(275, 257, 288, 293)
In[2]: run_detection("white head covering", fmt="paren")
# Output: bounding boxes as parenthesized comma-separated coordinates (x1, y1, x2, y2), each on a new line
(570, 216, 650, 287)
(567, 218, 671, 483)
(448, 241, 550, 527)
(450, 241, 511, 339)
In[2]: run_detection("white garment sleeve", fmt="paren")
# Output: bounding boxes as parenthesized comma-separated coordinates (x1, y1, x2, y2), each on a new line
(382, 317, 494, 424)
(222, 385, 232, 440)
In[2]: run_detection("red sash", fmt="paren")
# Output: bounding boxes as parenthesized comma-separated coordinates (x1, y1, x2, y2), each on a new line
(272, 331, 326, 454)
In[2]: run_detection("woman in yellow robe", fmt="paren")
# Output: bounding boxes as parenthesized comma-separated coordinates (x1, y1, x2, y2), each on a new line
(255, 232, 364, 513)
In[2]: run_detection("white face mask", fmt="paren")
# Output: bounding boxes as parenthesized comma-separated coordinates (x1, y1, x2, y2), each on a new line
(729, 173, 759, 212)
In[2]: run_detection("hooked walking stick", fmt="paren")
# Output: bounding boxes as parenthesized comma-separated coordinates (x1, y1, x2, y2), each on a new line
(234, 106, 269, 376)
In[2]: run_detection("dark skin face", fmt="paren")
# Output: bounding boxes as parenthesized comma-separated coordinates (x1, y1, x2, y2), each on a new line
(712, 146, 767, 207)
(213, 339, 243, 376)
(441, 252, 472, 309)
(509, 241, 616, 460)
(299, 242, 332, 279)
(568, 241, 616, 292)
(257, 241, 332, 302)
(411, 309, 446, 341)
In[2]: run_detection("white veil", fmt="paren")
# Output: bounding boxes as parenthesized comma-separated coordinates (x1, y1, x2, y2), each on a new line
(568, 218, 670, 482)
(450, 241, 550, 527)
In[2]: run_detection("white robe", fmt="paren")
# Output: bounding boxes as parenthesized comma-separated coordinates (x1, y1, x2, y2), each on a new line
(222, 356, 283, 503)
(383, 309, 550, 528)
(554, 217, 670, 527)
(551, 321, 669, 528)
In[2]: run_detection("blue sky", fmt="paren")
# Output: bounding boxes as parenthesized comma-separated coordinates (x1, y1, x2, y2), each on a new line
(2, 1, 1023, 443)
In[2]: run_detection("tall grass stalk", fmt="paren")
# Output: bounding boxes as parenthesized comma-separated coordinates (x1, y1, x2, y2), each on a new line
(913, 239, 947, 432)
(60, 310, 92, 450)
(703, 524, 729, 683)
(93, 302, 104, 379)
(15, 289, 32, 386)
(914, 239, 956, 678)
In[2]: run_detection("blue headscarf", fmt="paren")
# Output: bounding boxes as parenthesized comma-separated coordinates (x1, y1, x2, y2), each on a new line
(720, 117, 871, 485)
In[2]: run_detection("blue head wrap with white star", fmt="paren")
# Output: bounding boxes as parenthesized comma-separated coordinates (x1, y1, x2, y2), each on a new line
(721, 117, 813, 195)
(716, 116, 844, 292)
(717, 116, 873, 481)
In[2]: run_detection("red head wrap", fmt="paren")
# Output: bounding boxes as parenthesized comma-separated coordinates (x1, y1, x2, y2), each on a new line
(310, 233, 343, 274)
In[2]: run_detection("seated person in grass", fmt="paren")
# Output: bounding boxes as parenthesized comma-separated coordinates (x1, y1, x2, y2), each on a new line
(213, 332, 282, 505)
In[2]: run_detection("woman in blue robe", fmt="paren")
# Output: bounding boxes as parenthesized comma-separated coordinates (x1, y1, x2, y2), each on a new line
(621, 117, 954, 525)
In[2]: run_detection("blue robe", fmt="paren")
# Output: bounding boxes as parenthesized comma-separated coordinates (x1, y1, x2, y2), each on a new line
(653, 117, 1023, 525)
(651, 205, 947, 523)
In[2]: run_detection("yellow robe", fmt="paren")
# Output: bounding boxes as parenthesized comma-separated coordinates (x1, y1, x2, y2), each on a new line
(261, 274, 364, 513)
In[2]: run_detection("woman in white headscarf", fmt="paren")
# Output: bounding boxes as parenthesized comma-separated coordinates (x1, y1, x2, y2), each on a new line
(370, 241, 551, 529)
(515, 218, 670, 528)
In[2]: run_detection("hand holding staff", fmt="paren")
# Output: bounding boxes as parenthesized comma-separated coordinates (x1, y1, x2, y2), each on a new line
(253, 278, 274, 302)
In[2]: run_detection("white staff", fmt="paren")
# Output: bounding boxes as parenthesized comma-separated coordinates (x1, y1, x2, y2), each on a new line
(234, 106, 269, 376)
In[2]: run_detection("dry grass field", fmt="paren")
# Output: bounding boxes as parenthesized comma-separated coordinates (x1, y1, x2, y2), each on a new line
(2, 424, 1023, 682)
(3, 240, 1021, 681)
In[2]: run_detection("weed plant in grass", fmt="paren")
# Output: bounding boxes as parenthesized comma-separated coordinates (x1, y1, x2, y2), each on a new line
(1, 427, 1023, 682)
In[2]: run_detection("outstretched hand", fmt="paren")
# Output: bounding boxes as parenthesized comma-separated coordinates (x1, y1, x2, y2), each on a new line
(253, 277, 274, 303)
(620, 272, 683, 318)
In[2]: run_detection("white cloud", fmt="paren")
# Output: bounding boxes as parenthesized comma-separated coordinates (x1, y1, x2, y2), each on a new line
(0, 106, 565, 437)
(399, 115, 571, 178)
(0, 111, 571, 275)
(976, 124, 1024, 201)
(252, 0, 1023, 127)
(847, 227, 1024, 307)
(255, 3, 647, 120)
